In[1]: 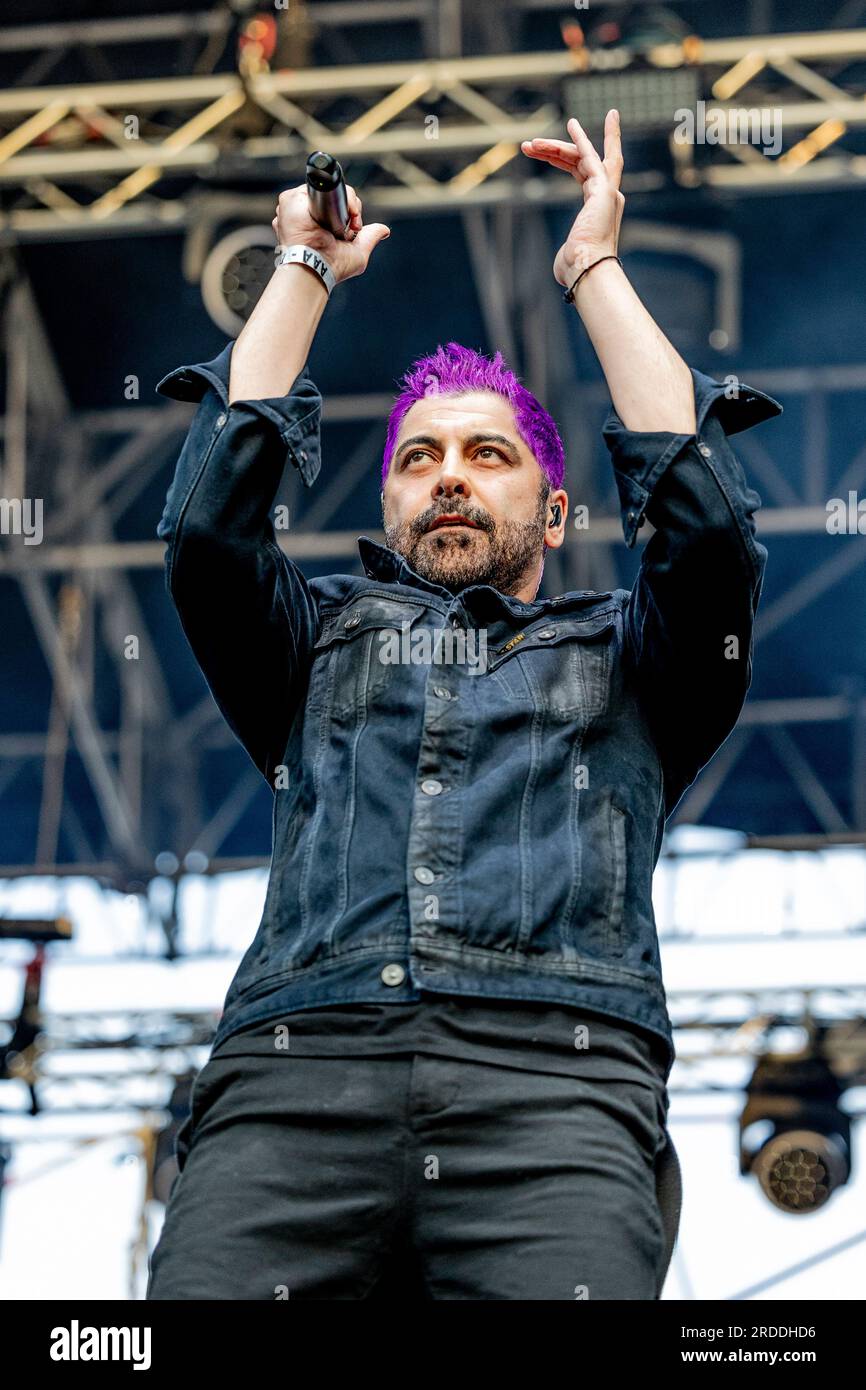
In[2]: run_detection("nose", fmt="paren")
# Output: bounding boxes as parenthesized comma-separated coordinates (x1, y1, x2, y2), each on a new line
(432, 453, 471, 499)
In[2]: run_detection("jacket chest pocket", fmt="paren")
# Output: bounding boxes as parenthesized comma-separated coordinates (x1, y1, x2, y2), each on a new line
(309, 600, 428, 719)
(484, 609, 618, 719)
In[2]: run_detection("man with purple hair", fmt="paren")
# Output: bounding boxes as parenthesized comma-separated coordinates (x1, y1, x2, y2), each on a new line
(378, 338, 567, 601)
(148, 112, 780, 1300)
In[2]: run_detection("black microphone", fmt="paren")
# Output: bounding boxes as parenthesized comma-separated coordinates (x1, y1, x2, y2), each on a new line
(305, 151, 352, 240)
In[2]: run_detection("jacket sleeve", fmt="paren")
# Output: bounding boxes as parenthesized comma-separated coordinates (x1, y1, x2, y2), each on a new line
(602, 369, 783, 818)
(155, 340, 323, 786)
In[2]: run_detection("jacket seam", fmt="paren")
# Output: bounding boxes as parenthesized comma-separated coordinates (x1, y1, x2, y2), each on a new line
(163, 421, 224, 597)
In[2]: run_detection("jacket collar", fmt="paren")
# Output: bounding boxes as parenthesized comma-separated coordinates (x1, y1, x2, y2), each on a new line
(356, 535, 606, 621)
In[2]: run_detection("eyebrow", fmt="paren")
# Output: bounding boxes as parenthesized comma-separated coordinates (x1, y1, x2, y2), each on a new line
(395, 432, 521, 466)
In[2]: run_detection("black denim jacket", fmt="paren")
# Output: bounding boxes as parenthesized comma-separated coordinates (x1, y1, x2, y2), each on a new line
(156, 342, 781, 1065)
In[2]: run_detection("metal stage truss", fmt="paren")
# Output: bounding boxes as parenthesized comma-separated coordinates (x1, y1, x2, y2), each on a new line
(4, 14, 866, 239)
(0, 2, 864, 880)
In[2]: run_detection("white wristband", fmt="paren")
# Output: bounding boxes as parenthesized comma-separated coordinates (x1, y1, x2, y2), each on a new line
(274, 244, 337, 297)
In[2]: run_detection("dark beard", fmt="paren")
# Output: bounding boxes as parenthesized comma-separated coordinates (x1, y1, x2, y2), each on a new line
(383, 488, 549, 597)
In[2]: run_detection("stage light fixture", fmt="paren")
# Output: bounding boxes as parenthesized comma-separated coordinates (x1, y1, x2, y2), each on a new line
(739, 1051, 852, 1213)
(201, 224, 276, 336)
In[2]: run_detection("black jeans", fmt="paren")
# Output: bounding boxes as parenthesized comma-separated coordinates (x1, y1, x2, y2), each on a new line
(146, 1049, 681, 1300)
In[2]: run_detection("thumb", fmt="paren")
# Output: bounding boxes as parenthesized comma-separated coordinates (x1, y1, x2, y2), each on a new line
(352, 222, 391, 260)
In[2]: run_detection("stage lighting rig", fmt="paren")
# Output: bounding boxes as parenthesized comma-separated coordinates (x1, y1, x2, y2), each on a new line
(739, 1047, 852, 1213)
(200, 223, 276, 335)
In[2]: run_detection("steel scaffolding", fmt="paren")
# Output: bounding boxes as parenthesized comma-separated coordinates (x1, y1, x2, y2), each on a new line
(0, 1, 864, 876)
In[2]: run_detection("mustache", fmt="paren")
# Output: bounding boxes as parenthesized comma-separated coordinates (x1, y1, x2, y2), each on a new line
(414, 505, 492, 535)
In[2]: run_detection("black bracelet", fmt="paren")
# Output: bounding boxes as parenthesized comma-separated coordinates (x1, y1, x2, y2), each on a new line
(563, 254, 623, 304)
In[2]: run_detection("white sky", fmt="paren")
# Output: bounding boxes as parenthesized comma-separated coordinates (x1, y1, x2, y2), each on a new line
(0, 827, 864, 1300)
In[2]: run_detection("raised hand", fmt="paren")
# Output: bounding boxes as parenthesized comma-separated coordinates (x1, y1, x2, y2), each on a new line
(521, 110, 625, 290)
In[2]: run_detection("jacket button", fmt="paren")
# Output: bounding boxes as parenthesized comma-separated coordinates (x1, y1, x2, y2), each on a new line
(413, 865, 435, 884)
(344, 612, 362, 629)
(381, 963, 406, 986)
(698, 443, 712, 457)
(537, 628, 556, 640)
(433, 686, 452, 700)
(421, 779, 443, 795)
(215, 413, 227, 428)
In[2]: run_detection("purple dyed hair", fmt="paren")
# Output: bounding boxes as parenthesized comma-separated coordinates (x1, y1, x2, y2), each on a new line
(381, 341, 565, 492)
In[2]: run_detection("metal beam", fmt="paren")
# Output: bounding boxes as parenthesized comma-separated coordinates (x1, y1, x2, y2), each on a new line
(0, 696, 859, 764)
(2, 30, 866, 217)
(1, 34, 865, 123)
(18, 572, 142, 865)
(3, 102, 866, 186)
(3, 276, 179, 871)
(763, 725, 849, 834)
(0, 503, 852, 575)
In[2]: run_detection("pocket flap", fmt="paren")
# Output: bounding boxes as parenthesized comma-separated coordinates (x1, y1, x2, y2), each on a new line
(313, 597, 429, 650)
(487, 608, 617, 672)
